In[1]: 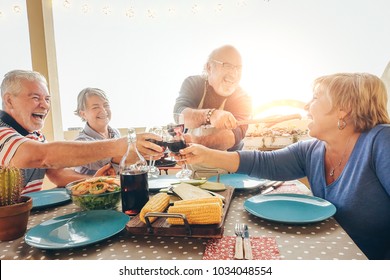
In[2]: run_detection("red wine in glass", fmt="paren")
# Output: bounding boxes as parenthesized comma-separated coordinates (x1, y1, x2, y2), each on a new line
(167, 139, 186, 154)
(146, 138, 168, 151)
(170, 113, 192, 179)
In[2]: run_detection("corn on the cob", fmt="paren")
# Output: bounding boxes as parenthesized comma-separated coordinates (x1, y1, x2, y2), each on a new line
(174, 197, 223, 207)
(167, 202, 222, 225)
(139, 193, 170, 223)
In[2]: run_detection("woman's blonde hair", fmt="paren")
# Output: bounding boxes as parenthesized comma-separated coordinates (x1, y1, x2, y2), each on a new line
(313, 73, 390, 132)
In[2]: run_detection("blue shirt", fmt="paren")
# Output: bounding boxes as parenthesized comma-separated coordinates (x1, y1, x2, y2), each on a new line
(237, 124, 390, 259)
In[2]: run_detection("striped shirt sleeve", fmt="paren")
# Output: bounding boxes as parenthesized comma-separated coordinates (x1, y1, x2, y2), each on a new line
(22, 178, 45, 194)
(0, 127, 29, 166)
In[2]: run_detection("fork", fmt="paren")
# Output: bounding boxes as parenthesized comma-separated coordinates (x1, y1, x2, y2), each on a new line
(234, 223, 244, 259)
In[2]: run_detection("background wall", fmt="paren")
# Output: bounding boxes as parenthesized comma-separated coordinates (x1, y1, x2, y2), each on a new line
(0, 1, 32, 81)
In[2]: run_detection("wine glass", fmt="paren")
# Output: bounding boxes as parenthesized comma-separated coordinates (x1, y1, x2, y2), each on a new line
(166, 113, 192, 179)
(146, 126, 164, 178)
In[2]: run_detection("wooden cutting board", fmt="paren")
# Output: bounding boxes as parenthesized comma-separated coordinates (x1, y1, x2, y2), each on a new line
(125, 186, 234, 238)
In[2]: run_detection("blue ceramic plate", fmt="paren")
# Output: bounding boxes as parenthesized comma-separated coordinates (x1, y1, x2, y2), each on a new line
(25, 210, 130, 249)
(27, 189, 71, 210)
(244, 193, 336, 224)
(208, 173, 267, 189)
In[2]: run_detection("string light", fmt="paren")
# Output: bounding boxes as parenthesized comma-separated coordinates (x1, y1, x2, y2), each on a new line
(13, 5, 22, 14)
(102, 5, 111, 16)
(215, 3, 223, 13)
(125, 7, 135, 18)
(191, 4, 199, 14)
(81, 4, 89, 14)
(0, 1, 259, 20)
(63, 0, 71, 8)
(0, 0, 267, 30)
(237, 0, 247, 7)
(147, 9, 156, 18)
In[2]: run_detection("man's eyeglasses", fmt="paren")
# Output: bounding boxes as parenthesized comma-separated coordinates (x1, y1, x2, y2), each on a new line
(212, 59, 242, 72)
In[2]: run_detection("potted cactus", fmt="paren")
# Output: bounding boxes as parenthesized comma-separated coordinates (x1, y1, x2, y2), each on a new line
(0, 166, 32, 241)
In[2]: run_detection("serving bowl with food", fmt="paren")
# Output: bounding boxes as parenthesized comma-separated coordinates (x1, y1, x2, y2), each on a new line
(65, 176, 121, 211)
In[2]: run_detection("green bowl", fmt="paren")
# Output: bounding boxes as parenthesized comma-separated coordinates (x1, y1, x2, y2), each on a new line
(65, 179, 121, 211)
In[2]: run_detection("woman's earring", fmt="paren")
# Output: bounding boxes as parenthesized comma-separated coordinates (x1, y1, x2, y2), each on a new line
(337, 118, 346, 130)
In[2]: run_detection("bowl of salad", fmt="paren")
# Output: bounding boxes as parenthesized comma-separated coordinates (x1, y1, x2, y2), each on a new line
(66, 176, 121, 211)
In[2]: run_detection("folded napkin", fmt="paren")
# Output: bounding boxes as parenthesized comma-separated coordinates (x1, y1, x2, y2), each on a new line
(203, 236, 280, 260)
(269, 181, 312, 195)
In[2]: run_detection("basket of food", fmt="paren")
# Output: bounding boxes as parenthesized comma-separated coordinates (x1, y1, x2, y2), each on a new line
(65, 176, 121, 211)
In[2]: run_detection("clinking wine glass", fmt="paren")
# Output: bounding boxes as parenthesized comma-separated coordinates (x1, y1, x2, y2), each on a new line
(166, 113, 192, 179)
(146, 126, 163, 178)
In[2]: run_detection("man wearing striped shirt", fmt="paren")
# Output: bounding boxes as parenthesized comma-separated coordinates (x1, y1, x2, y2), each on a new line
(0, 70, 163, 194)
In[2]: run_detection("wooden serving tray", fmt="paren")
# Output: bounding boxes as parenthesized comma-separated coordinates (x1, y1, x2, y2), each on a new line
(125, 186, 234, 238)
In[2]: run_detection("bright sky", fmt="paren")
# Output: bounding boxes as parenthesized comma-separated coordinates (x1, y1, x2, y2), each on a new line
(1, 0, 389, 130)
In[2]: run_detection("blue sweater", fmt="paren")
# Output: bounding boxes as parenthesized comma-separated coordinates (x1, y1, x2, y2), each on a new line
(237, 125, 390, 259)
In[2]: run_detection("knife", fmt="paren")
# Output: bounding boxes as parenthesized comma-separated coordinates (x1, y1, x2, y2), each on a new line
(258, 180, 277, 192)
(205, 190, 226, 201)
(243, 224, 253, 260)
(260, 181, 285, 194)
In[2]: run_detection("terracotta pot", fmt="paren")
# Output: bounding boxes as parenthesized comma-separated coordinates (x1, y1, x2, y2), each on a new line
(0, 196, 33, 241)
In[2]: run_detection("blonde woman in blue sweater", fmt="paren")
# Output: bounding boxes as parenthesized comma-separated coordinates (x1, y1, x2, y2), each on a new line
(179, 73, 390, 259)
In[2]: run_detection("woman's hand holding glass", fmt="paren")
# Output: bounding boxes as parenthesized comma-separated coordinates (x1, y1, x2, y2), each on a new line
(166, 113, 192, 179)
(175, 143, 240, 173)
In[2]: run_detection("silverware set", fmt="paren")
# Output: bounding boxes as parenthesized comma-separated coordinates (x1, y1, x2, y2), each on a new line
(234, 223, 253, 260)
(232, 181, 285, 259)
(258, 180, 285, 194)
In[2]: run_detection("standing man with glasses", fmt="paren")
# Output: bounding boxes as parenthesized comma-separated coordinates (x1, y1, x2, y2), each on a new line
(174, 45, 252, 151)
(173, 45, 252, 177)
